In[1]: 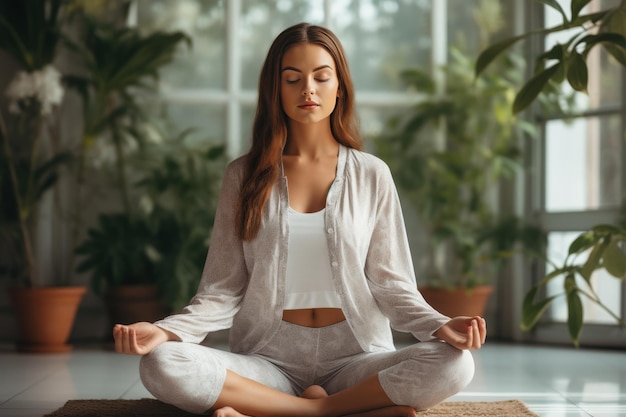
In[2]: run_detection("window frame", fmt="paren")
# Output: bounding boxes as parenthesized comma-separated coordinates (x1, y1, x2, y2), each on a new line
(524, 0, 626, 348)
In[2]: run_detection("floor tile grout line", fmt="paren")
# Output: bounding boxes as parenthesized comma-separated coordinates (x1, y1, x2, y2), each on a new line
(0, 360, 72, 408)
(118, 379, 146, 399)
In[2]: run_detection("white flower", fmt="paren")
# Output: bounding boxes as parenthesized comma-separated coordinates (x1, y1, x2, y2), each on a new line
(5, 65, 64, 116)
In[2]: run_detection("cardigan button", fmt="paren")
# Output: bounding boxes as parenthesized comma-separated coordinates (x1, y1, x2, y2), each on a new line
(331, 261, 339, 268)
(327, 228, 333, 234)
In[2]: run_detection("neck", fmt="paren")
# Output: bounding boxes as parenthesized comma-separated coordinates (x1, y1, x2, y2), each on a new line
(284, 121, 337, 158)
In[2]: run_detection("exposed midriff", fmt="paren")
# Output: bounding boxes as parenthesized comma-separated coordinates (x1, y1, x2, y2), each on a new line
(282, 308, 346, 327)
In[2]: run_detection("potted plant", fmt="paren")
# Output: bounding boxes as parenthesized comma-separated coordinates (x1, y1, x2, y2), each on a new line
(135, 140, 226, 312)
(475, 0, 626, 345)
(75, 137, 226, 326)
(0, 0, 87, 353)
(66, 13, 190, 327)
(376, 44, 547, 318)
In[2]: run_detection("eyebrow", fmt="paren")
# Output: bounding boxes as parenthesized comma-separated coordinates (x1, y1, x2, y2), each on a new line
(281, 65, 334, 73)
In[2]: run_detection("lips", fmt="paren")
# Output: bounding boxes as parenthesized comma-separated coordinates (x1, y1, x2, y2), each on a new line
(298, 101, 319, 109)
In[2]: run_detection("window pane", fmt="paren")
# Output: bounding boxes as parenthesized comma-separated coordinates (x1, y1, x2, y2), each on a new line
(544, 115, 622, 212)
(330, 0, 432, 91)
(161, 103, 226, 146)
(137, 0, 226, 89)
(240, 1, 324, 90)
(546, 232, 622, 325)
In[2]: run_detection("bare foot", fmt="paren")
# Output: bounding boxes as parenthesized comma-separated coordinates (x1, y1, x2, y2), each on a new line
(300, 385, 329, 399)
(343, 405, 418, 417)
(211, 406, 252, 417)
(210, 387, 326, 416)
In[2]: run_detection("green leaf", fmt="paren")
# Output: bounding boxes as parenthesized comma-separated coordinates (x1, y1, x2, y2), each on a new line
(571, 0, 592, 20)
(565, 275, 583, 347)
(567, 52, 589, 93)
(475, 33, 528, 77)
(602, 237, 626, 278)
(600, 8, 626, 66)
(568, 231, 596, 255)
(564, 274, 583, 346)
(580, 241, 607, 282)
(475, 10, 606, 78)
(539, 267, 570, 286)
(521, 286, 559, 330)
(513, 63, 561, 114)
(564, 273, 577, 292)
(538, 43, 565, 61)
(579, 33, 626, 55)
(591, 224, 621, 235)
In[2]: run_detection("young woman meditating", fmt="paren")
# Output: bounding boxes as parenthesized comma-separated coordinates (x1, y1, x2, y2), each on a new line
(113, 22, 486, 417)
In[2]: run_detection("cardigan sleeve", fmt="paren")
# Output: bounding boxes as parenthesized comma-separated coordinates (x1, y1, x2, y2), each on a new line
(153, 158, 249, 343)
(363, 161, 450, 342)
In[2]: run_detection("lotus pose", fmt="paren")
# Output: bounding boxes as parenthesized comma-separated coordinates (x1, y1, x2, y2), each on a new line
(113, 22, 486, 417)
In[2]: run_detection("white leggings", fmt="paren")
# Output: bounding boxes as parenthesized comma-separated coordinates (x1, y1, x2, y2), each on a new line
(140, 320, 474, 414)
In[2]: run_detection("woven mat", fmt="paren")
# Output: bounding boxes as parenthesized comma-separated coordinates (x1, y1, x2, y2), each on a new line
(44, 398, 539, 416)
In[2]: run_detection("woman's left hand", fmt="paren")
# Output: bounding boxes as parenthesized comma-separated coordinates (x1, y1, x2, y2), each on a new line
(435, 316, 487, 350)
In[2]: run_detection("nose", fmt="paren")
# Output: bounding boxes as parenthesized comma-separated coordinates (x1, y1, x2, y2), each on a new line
(302, 79, 315, 96)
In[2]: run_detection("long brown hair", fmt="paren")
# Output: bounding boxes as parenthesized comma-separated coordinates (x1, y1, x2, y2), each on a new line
(237, 22, 361, 241)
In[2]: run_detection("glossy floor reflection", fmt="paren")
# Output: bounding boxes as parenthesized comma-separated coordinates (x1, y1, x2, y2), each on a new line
(0, 342, 624, 416)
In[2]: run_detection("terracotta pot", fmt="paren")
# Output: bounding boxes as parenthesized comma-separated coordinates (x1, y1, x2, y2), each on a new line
(105, 284, 169, 327)
(419, 285, 493, 317)
(8, 286, 87, 353)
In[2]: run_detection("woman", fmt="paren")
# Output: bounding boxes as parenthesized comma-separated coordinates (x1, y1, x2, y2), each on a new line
(113, 22, 486, 417)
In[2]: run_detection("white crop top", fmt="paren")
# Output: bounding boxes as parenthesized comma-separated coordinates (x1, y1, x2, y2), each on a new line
(284, 207, 342, 310)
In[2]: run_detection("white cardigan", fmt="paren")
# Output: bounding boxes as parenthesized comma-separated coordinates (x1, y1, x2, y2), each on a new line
(154, 145, 450, 353)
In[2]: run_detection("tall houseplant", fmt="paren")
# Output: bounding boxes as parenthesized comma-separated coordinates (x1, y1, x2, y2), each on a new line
(376, 45, 547, 317)
(75, 138, 226, 322)
(0, 0, 86, 352)
(68, 16, 194, 325)
(134, 141, 226, 312)
(475, 0, 626, 346)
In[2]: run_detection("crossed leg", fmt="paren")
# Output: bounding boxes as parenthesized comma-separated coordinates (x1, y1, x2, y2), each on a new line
(210, 372, 418, 417)
(141, 337, 473, 416)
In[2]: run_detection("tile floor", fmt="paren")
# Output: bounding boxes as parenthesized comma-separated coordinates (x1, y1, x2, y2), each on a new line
(0, 342, 624, 416)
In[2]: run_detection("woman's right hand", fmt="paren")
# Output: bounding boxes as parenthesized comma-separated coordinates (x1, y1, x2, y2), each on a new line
(113, 322, 178, 355)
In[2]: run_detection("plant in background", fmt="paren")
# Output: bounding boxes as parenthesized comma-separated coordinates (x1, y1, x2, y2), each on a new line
(0, 0, 72, 287)
(75, 133, 226, 311)
(136, 140, 226, 311)
(63, 14, 190, 300)
(67, 15, 191, 220)
(74, 213, 157, 293)
(475, 0, 626, 346)
(522, 223, 626, 347)
(376, 44, 546, 289)
(476, 0, 626, 114)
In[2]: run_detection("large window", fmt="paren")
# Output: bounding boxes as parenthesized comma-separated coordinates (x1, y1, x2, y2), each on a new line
(135, 0, 506, 157)
(531, 0, 626, 347)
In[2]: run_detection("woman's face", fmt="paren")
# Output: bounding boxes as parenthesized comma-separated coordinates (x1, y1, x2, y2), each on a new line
(280, 43, 340, 127)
